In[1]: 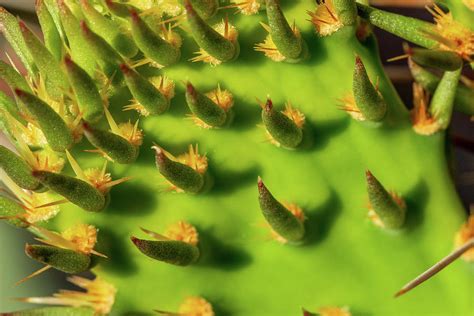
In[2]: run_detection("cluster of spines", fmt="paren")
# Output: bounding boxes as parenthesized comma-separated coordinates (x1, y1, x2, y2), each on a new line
(0, 0, 473, 314)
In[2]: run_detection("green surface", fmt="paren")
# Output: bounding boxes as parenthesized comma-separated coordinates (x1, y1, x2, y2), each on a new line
(1, 0, 473, 315)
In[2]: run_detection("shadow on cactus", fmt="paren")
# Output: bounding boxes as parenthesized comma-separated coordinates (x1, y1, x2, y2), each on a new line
(0, 0, 473, 315)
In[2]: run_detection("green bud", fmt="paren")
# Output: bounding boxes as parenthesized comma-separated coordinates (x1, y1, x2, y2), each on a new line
(408, 47, 463, 71)
(0, 195, 28, 228)
(105, 0, 141, 19)
(36, 0, 62, 61)
(353, 56, 387, 122)
(0, 90, 25, 135)
(429, 67, 462, 130)
(0, 59, 32, 94)
(366, 170, 405, 229)
(8, 307, 96, 316)
(80, 0, 138, 58)
(185, 0, 238, 63)
(153, 146, 204, 193)
(63, 56, 104, 123)
(408, 59, 474, 116)
(257, 177, 305, 243)
(120, 64, 169, 115)
(57, 0, 96, 75)
(14, 89, 73, 152)
(185, 82, 227, 127)
(183, 0, 218, 19)
(265, 0, 306, 61)
(0, 145, 41, 191)
(356, 3, 437, 49)
(261, 99, 303, 149)
(131, 236, 200, 266)
(129, 10, 180, 67)
(25, 244, 91, 273)
(332, 0, 357, 26)
(33, 170, 106, 212)
(19, 21, 68, 100)
(0, 7, 36, 75)
(83, 122, 138, 164)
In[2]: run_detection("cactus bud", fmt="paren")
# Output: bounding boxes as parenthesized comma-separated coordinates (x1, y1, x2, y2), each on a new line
(407, 46, 463, 71)
(79, 0, 137, 58)
(152, 146, 205, 193)
(185, 0, 218, 19)
(185, 82, 227, 128)
(130, 236, 200, 266)
(63, 56, 104, 123)
(129, 10, 180, 67)
(261, 98, 303, 149)
(185, 0, 238, 63)
(265, 0, 306, 61)
(32, 170, 106, 212)
(366, 170, 406, 229)
(0, 145, 41, 191)
(352, 56, 387, 122)
(120, 64, 169, 116)
(19, 21, 68, 100)
(105, 0, 140, 19)
(14, 89, 73, 152)
(0, 59, 32, 94)
(36, 0, 62, 61)
(429, 68, 462, 130)
(82, 122, 139, 164)
(0, 195, 29, 228)
(25, 244, 91, 274)
(79, 21, 124, 65)
(257, 177, 305, 243)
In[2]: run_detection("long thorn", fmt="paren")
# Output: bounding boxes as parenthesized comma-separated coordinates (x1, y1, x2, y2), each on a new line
(394, 238, 474, 298)
(15, 265, 52, 286)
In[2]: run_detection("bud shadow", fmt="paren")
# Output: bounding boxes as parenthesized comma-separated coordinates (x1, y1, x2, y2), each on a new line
(232, 24, 268, 67)
(94, 227, 138, 276)
(404, 179, 429, 232)
(300, 117, 350, 152)
(302, 31, 328, 67)
(207, 162, 260, 195)
(196, 227, 253, 271)
(231, 96, 262, 130)
(107, 182, 158, 216)
(302, 189, 342, 246)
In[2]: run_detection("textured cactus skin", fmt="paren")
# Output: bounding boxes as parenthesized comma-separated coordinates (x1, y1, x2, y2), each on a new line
(1, 0, 473, 315)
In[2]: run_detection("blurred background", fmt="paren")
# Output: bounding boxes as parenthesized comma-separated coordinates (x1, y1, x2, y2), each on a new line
(0, 0, 472, 313)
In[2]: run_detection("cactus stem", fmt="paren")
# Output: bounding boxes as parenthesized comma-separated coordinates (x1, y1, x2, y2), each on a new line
(395, 238, 474, 298)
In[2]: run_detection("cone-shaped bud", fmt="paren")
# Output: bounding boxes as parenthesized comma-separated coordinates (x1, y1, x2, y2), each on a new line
(7, 307, 96, 315)
(25, 244, 91, 274)
(36, 0, 62, 61)
(261, 99, 303, 149)
(0, 91, 25, 137)
(83, 122, 138, 164)
(356, 3, 437, 49)
(185, 82, 227, 127)
(366, 171, 405, 229)
(0, 195, 28, 228)
(257, 177, 305, 243)
(14, 89, 73, 152)
(130, 236, 200, 266)
(153, 146, 204, 193)
(80, 21, 124, 65)
(184, 0, 218, 19)
(19, 21, 68, 100)
(33, 170, 106, 212)
(129, 10, 180, 67)
(105, 0, 140, 18)
(185, 0, 238, 63)
(120, 64, 169, 116)
(265, 0, 305, 60)
(408, 59, 474, 116)
(0, 145, 41, 191)
(0, 60, 32, 94)
(408, 47, 463, 72)
(57, 0, 96, 75)
(0, 7, 35, 75)
(63, 56, 104, 123)
(429, 67, 462, 130)
(352, 56, 387, 122)
(80, 0, 137, 58)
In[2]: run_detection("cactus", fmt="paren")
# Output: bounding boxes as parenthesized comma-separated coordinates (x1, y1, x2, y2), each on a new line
(1, 0, 473, 315)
